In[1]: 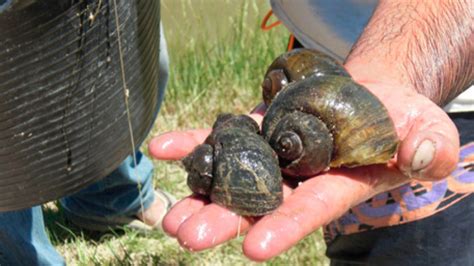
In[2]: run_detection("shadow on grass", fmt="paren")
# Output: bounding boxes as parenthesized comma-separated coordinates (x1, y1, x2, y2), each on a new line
(43, 203, 130, 244)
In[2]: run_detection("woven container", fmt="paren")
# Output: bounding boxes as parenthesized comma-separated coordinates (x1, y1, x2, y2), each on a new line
(0, 0, 161, 211)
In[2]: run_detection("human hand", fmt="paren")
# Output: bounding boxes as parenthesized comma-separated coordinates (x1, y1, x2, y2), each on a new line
(148, 82, 459, 261)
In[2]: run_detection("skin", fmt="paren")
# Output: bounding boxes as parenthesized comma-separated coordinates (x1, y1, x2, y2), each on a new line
(137, 196, 168, 226)
(149, 0, 472, 261)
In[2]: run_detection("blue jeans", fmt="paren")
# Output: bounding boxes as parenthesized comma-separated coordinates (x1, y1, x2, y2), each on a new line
(0, 23, 169, 266)
(0, 152, 155, 266)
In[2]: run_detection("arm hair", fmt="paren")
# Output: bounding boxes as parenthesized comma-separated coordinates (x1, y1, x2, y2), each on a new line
(346, 0, 473, 105)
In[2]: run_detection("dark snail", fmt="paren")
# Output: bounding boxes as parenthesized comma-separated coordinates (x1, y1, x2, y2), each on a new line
(183, 114, 283, 216)
(262, 49, 350, 106)
(261, 49, 399, 177)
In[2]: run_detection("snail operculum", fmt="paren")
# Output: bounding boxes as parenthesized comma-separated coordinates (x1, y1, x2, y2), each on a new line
(262, 52, 399, 178)
(182, 114, 283, 216)
(262, 48, 349, 106)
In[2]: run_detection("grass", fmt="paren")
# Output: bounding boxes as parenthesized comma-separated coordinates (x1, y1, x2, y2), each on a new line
(45, 1, 330, 265)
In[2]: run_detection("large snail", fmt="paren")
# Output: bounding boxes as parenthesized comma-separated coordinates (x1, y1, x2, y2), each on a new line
(183, 114, 283, 216)
(261, 49, 399, 177)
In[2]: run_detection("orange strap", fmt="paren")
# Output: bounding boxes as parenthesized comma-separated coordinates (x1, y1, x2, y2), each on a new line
(287, 34, 295, 51)
(260, 10, 282, 30)
(261, 10, 295, 51)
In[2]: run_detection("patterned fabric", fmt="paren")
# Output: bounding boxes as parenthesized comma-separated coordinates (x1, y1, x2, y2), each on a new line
(325, 142, 474, 241)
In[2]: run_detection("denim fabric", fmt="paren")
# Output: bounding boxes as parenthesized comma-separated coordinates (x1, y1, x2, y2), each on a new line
(60, 151, 156, 218)
(0, 152, 156, 266)
(0, 207, 65, 266)
(0, 24, 169, 266)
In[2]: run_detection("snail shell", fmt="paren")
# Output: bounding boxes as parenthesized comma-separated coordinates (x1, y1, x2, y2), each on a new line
(183, 114, 283, 216)
(262, 48, 349, 106)
(261, 49, 399, 177)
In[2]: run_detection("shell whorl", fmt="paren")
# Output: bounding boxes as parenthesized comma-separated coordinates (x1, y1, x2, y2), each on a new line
(268, 111, 333, 177)
(272, 130, 303, 162)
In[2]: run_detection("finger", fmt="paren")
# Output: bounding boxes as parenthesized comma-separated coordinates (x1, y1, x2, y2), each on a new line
(148, 129, 211, 160)
(173, 185, 293, 251)
(162, 195, 209, 237)
(396, 106, 459, 181)
(242, 165, 408, 261)
(248, 112, 264, 126)
(250, 102, 267, 116)
(176, 204, 254, 251)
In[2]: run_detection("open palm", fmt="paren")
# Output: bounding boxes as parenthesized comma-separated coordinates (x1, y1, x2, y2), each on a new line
(149, 81, 459, 261)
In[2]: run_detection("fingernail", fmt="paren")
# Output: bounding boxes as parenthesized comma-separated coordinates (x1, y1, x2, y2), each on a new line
(411, 140, 436, 171)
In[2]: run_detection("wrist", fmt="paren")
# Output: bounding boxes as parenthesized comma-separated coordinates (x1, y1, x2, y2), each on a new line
(344, 58, 416, 96)
(342, 62, 434, 141)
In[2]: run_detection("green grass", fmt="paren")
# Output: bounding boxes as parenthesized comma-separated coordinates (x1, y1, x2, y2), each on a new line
(46, 1, 330, 264)
(156, 0, 287, 130)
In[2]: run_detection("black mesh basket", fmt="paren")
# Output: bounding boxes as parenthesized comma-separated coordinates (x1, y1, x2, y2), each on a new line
(0, 0, 161, 211)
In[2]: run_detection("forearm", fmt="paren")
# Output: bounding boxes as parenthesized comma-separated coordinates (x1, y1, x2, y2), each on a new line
(344, 0, 473, 106)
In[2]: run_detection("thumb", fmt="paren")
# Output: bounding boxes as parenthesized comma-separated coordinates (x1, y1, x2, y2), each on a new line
(148, 129, 211, 161)
(397, 107, 460, 181)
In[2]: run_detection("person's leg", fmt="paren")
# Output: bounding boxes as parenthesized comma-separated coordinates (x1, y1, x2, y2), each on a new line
(60, 152, 157, 221)
(0, 207, 65, 265)
(0, 5, 169, 265)
(60, 24, 170, 229)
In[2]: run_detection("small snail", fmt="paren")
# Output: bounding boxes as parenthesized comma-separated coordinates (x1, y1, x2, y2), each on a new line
(262, 49, 350, 106)
(261, 49, 399, 177)
(183, 114, 283, 216)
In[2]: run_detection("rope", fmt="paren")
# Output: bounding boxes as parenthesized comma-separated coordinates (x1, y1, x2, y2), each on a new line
(112, 0, 146, 220)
